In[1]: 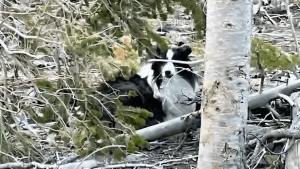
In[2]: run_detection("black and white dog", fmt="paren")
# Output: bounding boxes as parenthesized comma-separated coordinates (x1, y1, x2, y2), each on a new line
(107, 44, 200, 126)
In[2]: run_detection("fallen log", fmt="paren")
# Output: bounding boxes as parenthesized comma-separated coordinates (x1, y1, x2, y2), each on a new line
(136, 112, 201, 141)
(248, 79, 300, 109)
(136, 79, 300, 141)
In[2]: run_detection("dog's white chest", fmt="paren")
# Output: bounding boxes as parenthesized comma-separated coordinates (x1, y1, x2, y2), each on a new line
(158, 75, 196, 121)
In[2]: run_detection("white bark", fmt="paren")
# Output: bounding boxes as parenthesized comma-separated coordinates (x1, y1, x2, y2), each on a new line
(285, 92, 300, 169)
(197, 0, 253, 168)
(285, 140, 300, 169)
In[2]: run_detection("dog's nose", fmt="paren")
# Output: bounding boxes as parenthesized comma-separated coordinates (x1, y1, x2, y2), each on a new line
(165, 71, 171, 76)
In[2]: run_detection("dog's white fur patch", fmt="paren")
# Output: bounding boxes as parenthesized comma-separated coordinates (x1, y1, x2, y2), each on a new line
(166, 49, 174, 60)
(159, 75, 196, 121)
(137, 63, 152, 78)
(137, 63, 155, 88)
(163, 49, 176, 77)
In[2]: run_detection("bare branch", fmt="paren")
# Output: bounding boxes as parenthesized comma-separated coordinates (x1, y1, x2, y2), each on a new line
(0, 39, 47, 58)
(147, 58, 204, 66)
(2, 23, 61, 44)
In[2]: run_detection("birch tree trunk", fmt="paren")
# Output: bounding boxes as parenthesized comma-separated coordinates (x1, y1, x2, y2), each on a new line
(197, 0, 253, 168)
(0, 0, 3, 16)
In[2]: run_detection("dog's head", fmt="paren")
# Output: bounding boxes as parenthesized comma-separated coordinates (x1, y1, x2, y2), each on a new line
(151, 44, 192, 86)
(150, 44, 199, 121)
(163, 45, 192, 78)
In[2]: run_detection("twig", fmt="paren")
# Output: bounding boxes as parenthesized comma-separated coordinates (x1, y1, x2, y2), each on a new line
(176, 89, 200, 105)
(0, 150, 18, 162)
(249, 148, 266, 169)
(256, 50, 265, 93)
(179, 31, 197, 35)
(278, 93, 295, 106)
(257, 33, 290, 37)
(103, 163, 154, 169)
(57, 155, 79, 165)
(148, 58, 204, 66)
(0, 39, 47, 58)
(247, 119, 291, 124)
(256, 112, 273, 126)
(156, 155, 198, 166)
(54, 47, 61, 75)
(266, 104, 282, 119)
(0, 160, 101, 169)
(53, 0, 72, 14)
(286, 0, 300, 60)
(2, 23, 60, 44)
(260, 8, 278, 26)
(0, 58, 22, 130)
(285, 0, 300, 81)
(249, 129, 300, 163)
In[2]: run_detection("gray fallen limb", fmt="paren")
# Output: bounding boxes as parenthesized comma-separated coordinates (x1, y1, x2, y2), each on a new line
(137, 79, 300, 141)
(136, 112, 201, 141)
(0, 160, 99, 169)
(101, 163, 155, 169)
(248, 79, 300, 109)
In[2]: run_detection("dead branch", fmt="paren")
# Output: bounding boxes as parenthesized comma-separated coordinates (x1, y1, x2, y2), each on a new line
(249, 129, 300, 163)
(101, 155, 198, 168)
(248, 79, 300, 109)
(2, 23, 60, 44)
(102, 163, 155, 169)
(0, 160, 99, 169)
(0, 39, 47, 58)
(137, 79, 300, 141)
(247, 119, 291, 124)
(136, 111, 201, 141)
(147, 58, 204, 66)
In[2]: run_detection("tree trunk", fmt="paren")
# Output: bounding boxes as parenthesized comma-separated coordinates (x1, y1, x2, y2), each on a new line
(285, 92, 300, 169)
(0, 0, 3, 13)
(197, 0, 253, 168)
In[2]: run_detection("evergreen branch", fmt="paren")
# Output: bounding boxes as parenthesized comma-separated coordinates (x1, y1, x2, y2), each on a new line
(76, 145, 126, 169)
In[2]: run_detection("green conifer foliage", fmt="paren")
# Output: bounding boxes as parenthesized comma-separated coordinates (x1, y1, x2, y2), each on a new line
(32, 74, 153, 159)
(251, 37, 298, 71)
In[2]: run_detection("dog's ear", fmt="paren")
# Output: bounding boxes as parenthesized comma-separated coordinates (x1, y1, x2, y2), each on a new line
(179, 46, 192, 57)
(155, 46, 167, 59)
(177, 42, 184, 46)
(156, 47, 161, 58)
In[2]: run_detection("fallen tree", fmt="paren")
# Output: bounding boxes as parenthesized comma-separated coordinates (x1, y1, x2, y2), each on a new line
(136, 79, 300, 141)
(136, 112, 201, 141)
(248, 78, 300, 109)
